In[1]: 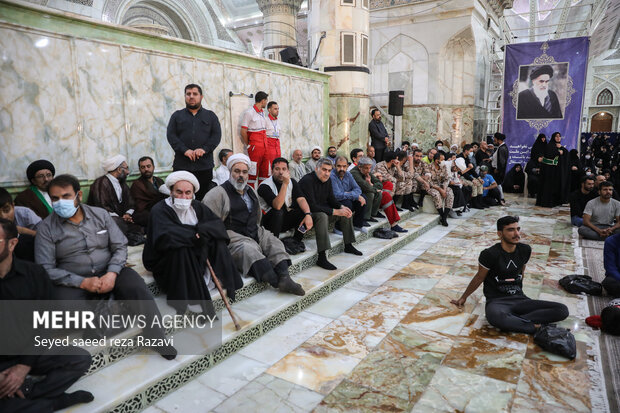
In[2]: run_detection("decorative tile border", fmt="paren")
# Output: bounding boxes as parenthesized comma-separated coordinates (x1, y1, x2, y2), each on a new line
(108, 215, 439, 412)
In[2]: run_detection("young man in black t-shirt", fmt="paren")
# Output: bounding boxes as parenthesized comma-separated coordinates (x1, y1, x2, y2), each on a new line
(257, 158, 313, 244)
(452, 216, 569, 334)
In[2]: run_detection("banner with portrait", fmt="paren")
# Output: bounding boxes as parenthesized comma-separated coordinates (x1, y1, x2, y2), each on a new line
(502, 37, 589, 171)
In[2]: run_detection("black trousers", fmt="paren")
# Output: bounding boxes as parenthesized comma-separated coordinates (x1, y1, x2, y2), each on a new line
(262, 207, 305, 240)
(485, 295, 569, 334)
(483, 187, 502, 206)
(449, 185, 467, 209)
(52, 267, 166, 340)
(173, 168, 213, 201)
(603, 276, 620, 298)
(0, 348, 91, 413)
(340, 198, 367, 227)
(374, 147, 385, 163)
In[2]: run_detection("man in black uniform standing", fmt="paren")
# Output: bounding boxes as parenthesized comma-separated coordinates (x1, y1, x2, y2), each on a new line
(368, 109, 389, 162)
(451, 216, 569, 334)
(167, 84, 221, 200)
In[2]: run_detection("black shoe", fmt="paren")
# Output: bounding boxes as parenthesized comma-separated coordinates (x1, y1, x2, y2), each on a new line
(391, 225, 408, 233)
(317, 254, 337, 270)
(439, 208, 448, 227)
(278, 276, 305, 296)
(367, 217, 378, 223)
(155, 344, 178, 360)
(374, 212, 386, 219)
(395, 206, 404, 212)
(456, 210, 462, 216)
(362, 222, 371, 227)
(53, 391, 95, 410)
(344, 243, 363, 256)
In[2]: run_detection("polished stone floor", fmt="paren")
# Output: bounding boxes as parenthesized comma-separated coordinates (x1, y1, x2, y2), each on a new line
(144, 196, 602, 413)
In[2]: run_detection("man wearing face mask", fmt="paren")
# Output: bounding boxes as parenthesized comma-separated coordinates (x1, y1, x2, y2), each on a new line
(142, 171, 242, 315)
(35, 175, 176, 360)
(203, 154, 306, 296)
(88, 155, 144, 245)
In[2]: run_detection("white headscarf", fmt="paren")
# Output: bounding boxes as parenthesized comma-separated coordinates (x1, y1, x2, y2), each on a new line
(165, 171, 200, 192)
(226, 153, 251, 170)
(102, 155, 126, 172)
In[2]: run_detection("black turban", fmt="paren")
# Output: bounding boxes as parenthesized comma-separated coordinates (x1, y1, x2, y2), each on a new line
(26, 160, 55, 181)
(529, 65, 554, 80)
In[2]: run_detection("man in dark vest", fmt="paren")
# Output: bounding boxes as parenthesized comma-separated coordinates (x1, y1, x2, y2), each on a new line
(130, 156, 166, 227)
(203, 154, 305, 296)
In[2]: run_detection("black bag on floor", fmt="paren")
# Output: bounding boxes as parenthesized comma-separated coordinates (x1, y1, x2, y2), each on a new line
(602, 299, 620, 336)
(373, 228, 398, 239)
(559, 274, 603, 296)
(534, 324, 576, 359)
(281, 237, 305, 255)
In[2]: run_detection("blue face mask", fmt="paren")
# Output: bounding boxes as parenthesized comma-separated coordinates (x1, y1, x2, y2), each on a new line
(52, 195, 78, 218)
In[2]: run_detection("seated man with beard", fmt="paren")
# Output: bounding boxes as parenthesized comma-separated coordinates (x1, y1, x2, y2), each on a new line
(143, 171, 242, 315)
(87, 155, 144, 245)
(204, 154, 305, 296)
(14, 160, 55, 219)
(258, 158, 313, 254)
(130, 156, 166, 227)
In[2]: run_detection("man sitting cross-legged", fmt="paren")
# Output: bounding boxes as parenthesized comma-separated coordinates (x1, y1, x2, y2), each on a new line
(258, 157, 313, 254)
(35, 174, 176, 359)
(203, 154, 305, 296)
(299, 158, 363, 270)
(331, 156, 368, 232)
(452, 216, 569, 336)
(578, 181, 620, 240)
(143, 171, 243, 315)
(0, 219, 93, 413)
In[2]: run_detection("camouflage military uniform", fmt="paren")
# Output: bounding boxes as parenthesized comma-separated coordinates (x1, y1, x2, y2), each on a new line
(375, 161, 404, 188)
(411, 161, 430, 193)
(395, 159, 415, 196)
(428, 162, 454, 209)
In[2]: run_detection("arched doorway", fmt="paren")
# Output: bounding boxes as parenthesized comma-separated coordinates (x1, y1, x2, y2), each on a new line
(591, 112, 613, 132)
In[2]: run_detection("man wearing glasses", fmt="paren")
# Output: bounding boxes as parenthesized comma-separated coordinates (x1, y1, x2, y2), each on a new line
(14, 160, 56, 219)
(87, 155, 144, 245)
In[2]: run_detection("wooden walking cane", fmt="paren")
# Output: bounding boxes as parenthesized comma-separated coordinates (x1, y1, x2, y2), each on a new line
(206, 258, 241, 331)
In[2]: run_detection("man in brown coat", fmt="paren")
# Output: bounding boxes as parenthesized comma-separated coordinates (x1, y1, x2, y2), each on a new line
(130, 156, 166, 227)
(14, 160, 56, 219)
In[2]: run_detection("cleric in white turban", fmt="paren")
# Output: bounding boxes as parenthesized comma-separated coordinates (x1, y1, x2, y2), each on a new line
(102, 154, 127, 172)
(203, 152, 306, 297)
(143, 167, 243, 315)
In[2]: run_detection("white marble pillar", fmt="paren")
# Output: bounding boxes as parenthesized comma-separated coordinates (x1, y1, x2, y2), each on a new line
(308, 0, 370, 154)
(257, 0, 303, 61)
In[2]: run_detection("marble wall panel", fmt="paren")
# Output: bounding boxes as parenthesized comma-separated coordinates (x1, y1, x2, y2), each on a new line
(0, 23, 326, 184)
(329, 96, 369, 157)
(401, 107, 438, 150)
(74, 40, 125, 178)
(194, 60, 228, 164)
(121, 49, 194, 171)
(0, 28, 83, 183)
(290, 79, 324, 157)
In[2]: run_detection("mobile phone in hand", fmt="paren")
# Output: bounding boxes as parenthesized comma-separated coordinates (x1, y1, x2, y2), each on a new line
(298, 224, 307, 234)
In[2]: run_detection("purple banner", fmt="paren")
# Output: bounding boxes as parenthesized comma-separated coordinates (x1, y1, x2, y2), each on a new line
(502, 37, 589, 171)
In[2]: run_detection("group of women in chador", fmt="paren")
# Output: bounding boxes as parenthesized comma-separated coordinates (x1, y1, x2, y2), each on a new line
(523, 132, 573, 208)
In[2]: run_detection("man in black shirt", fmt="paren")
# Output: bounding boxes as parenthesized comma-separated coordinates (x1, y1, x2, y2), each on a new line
(167, 84, 222, 200)
(0, 219, 93, 413)
(258, 158, 313, 249)
(452, 216, 568, 335)
(569, 176, 596, 226)
(299, 158, 362, 270)
(368, 109, 389, 162)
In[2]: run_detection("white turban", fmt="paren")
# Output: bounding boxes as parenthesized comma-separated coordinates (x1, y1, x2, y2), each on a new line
(226, 153, 251, 170)
(310, 145, 322, 154)
(102, 155, 126, 172)
(455, 157, 467, 172)
(165, 171, 200, 192)
(411, 142, 419, 148)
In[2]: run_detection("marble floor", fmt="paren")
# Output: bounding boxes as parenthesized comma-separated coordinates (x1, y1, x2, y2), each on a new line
(144, 196, 604, 413)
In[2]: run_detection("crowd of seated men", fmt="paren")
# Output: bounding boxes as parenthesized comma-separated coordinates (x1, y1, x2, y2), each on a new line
(0, 138, 526, 411)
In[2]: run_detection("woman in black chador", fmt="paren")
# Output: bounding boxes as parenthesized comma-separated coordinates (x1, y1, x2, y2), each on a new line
(536, 132, 570, 207)
(502, 164, 525, 193)
(568, 149, 584, 192)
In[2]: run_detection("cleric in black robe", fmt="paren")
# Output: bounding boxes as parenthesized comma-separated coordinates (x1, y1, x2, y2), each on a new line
(536, 132, 570, 207)
(142, 171, 242, 315)
(502, 164, 525, 193)
(517, 65, 563, 119)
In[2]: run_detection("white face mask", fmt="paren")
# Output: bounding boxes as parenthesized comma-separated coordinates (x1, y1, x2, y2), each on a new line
(437, 146, 443, 151)
(173, 197, 192, 211)
(585, 155, 591, 159)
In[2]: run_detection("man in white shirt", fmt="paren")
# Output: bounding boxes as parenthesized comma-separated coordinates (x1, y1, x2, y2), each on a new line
(212, 148, 233, 186)
(290, 149, 306, 181)
(265, 101, 282, 169)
